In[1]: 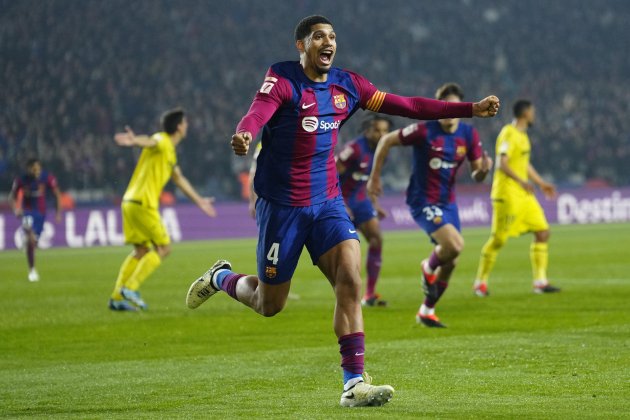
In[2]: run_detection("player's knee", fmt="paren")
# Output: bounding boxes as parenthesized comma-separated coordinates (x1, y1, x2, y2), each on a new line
(157, 245, 171, 258)
(489, 234, 507, 250)
(368, 234, 383, 250)
(443, 237, 464, 259)
(259, 301, 285, 317)
(535, 230, 550, 243)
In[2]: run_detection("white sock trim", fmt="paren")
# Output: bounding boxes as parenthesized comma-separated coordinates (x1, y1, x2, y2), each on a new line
(419, 304, 435, 316)
(343, 376, 364, 391)
(212, 269, 229, 289)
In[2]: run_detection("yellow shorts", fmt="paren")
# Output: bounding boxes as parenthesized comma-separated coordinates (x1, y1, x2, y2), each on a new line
(122, 201, 170, 247)
(491, 194, 549, 239)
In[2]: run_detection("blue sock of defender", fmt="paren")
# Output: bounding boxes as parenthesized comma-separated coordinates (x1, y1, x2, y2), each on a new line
(213, 269, 232, 289)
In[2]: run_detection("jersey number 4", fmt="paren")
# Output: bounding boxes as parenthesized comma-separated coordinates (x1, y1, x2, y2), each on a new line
(267, 242, 280, 265)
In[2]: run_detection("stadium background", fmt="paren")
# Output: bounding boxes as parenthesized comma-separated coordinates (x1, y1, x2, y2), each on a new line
(1, 0, 629, 207)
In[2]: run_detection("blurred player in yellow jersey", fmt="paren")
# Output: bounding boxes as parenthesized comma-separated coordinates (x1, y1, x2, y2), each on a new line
(474, 100, 561, 296)
(109, 108, 217, 311)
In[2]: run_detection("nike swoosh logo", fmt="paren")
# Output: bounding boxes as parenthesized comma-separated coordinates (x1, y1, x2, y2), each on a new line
(349, 229, 357, 234)
(302, 102, 316, 109)
(354, 352, 364, 356)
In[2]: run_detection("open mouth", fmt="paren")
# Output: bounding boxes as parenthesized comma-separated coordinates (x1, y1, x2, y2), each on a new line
(318, 50, 333, 65)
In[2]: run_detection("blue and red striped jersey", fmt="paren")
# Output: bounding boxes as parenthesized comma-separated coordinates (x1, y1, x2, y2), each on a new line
(11, 170, 58, 214)
(244, 61, 378, 207)
(400, 120, 482, 207)
(338, 136, 375, 203)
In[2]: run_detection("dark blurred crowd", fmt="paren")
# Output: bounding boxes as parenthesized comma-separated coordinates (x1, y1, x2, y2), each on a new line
(1, 0, 629, 201)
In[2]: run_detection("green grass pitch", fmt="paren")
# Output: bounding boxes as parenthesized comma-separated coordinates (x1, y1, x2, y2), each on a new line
(1, 223, 629, 418)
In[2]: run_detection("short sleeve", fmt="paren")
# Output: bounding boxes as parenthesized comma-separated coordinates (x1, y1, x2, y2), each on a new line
(398, 123, 428, 146)
(152, 133, 167, 152)
(46, 174, 59, 190)
(11, 178, 22, 196)
(467, 127, 483, 161)
(496, 129, 513, 157)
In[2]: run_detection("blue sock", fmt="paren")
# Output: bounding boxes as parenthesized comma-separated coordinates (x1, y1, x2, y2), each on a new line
(343, 370, 362, 385)
(214, 269, 232, 289)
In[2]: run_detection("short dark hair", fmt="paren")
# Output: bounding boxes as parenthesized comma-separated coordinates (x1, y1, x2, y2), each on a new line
(513, 100, 532, 118)
(295, 15, 333, 41)
(435, 83, 464, 101)
(361, 113, 393, 133)
(26, 158, 40, 168)
(161, 108, 186, 134)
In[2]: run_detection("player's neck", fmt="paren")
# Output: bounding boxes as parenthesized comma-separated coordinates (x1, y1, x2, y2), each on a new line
(170, 133, 183, 146)
(300, 59, 328, 83)
(512, 119, 528, 132)
(440, 122, 459, 134)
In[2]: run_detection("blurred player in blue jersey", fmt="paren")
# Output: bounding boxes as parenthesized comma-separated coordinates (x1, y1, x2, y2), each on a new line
(368, 83, 493, 328)
(337, 114, 392, 307)
(186, 16, 499, 406)
(9, 158, 62, 282)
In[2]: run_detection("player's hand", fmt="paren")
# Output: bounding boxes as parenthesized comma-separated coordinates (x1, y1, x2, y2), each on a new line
(114, 126, 136, 146)
(376, 204, 388, 220)
(481, 151, 494, 172)
(198, 197, 217, 217)
(520, 180, 535, 194)
(472, 96, 500, 118)
(14, 208, 23, 218)
(540, 182, 557, 200)
(231, 132, 253, 156)
(367, 176, 383, 199)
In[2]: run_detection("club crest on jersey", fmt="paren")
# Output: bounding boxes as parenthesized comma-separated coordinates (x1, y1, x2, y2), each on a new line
(265, 266, 277, 279)
(433, 216, 443, 225)
(456, 145, 467, 156)
(333, 94, 347, 109)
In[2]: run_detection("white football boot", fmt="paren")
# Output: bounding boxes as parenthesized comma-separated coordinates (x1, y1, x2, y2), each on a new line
(340, 372, 394, 407)
(186, 259, 232, 309)
(28, 268, 40, 282)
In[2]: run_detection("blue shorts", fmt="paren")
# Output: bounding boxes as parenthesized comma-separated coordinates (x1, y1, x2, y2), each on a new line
(22, 211, 45, 237)
(411, 203, 461, 244)
(347, 199, 377, 227)
(256, 196, 360, 285)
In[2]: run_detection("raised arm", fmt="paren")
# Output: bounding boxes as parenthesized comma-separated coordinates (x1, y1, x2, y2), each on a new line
(528, 164, 557, 199)
(232, 69, 292, 156)
(114, 126, 157, 148)
(367, 130, 402, 199)
(350, 72, 499, 120)
(171, 165, 217, 217)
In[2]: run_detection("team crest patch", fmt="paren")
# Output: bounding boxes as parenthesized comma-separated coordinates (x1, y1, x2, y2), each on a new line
(433, 216, 443, 225)
(265, 266, 277, 279)
(456, 145, 467, 156)
(333, 94, 347, 109)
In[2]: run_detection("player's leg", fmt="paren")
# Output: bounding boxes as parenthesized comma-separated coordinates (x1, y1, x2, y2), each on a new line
(357, 215, 385, 306)
(417, 224, 463, 328)
(525, 197, 560, 294)
(474, 200, 511, 296)
(307, 198, 393, 407)
(23, 212, 44, 282)
(110, 244, 149, 311)
(186, 197, 301, 316)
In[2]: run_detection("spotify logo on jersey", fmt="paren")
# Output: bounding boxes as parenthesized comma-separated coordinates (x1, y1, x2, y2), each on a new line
(302, 116, 318, 132)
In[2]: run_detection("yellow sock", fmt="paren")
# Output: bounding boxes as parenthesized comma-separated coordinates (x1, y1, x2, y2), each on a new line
(530, 242, 549, 281)
(476, 236, 504, 282)
(125, 251, 162, 291)
(111, 254, 139, 300)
